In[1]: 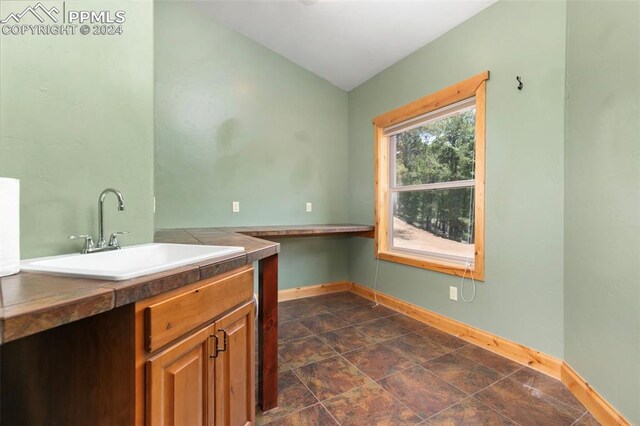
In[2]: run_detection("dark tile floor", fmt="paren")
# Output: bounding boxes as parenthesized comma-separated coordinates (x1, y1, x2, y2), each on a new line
(257, 292, 599, 426)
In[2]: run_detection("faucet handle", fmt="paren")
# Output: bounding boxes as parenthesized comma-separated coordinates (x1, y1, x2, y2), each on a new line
(108, 231, 129, 248)
(69, 235, 95, 253)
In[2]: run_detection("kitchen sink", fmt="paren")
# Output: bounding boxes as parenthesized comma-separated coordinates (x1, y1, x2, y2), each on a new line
(20, 243, 245, 281)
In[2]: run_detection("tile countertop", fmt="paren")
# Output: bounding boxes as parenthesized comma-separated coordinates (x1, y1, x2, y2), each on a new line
(0, 228, 280, 345)
(0, 224, 373, 345)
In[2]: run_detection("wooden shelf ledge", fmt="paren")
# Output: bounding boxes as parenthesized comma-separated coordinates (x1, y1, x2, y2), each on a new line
(220, 224, 374, 239)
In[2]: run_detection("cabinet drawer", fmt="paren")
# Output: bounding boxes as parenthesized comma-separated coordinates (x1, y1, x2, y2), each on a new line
(145, 267, 253, 352)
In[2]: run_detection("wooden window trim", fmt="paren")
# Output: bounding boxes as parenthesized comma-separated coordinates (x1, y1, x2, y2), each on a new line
(373, 71, 489, 281)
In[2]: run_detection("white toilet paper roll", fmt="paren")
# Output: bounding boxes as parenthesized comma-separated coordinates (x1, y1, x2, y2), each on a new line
(0, 177, 20, 277)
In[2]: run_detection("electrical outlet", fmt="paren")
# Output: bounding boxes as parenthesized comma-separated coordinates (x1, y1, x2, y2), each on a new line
(153, 196, 156, 213)
(306, 202, 312, 212)
(232, 201, 240, 213)
(449, 286, 458, 301)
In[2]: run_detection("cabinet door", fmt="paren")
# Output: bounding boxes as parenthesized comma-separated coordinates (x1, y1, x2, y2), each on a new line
(214, 301, 255, 426)
(147, 325, 215, 426)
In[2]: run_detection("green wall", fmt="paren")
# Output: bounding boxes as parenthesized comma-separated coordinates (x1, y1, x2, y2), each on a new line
(3, 1, 637, 419)
(153, 2, 350, 289)
(347, 1, 567, 357)
(0, 0, 155, 258)
(564, 1, 640, 423)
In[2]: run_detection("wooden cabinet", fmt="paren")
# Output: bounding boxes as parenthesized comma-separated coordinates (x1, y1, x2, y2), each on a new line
(140, 266, 255, 426)
(146, 301, 255, 426)
(147, 324, 215, 426)
(0, 265, 256, 426)
(214, 302, 255, 426)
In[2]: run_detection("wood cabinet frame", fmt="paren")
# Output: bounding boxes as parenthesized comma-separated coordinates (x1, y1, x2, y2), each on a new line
(373, 71, 489, 280)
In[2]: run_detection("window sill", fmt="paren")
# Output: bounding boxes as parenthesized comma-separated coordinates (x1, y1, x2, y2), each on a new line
(376, 249, 485, 281)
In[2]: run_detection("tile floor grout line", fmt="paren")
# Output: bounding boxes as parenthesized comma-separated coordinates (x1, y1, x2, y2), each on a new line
(417, 350, 516, 394)
(258, 402, 315, 426)
(481, 399, 525, 426)
(423, 394, 475, 423)
(414, 363, 473, 400)
(317, 399, 343, 426)
(378, 333, 460, 366)
(281, 301, 408, 353)
(327, 380, 425, 425)
(281, 305, 395, 327)
(256, 389, 319, 426)
(316, 322, 414, 354)
(569, 411, 591, 426)
(467, 367, 524, 399)
(315, 350, 424, 423)
(280, 338, 341, 371)
(460, 367, 532, 426)
(302, 320, 354, 336)
(332, 330, 411, 357)
(474, 363, 588, 420)
(421, 392, 525, 426)
(449, 344, 520, 377)
(303, 311, 407, 357)
(256, 370, 320, 425)
(517, 381, 588, 420)
(290, 351, 379, 426)
(289, 367, 344, 426)
(369, 360, 418, 382)
(337, 354, 426, 422)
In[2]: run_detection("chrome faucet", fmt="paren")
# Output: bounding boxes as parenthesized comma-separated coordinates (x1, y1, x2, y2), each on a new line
(69, 188, 128, 254)
(97, 188, 125, 248)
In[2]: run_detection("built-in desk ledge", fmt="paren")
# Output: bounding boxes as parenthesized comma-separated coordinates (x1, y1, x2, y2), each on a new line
(220, 224, 375, 238)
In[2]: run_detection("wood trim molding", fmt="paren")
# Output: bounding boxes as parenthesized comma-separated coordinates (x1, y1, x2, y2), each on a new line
(473, 80, 487, 280)
(373, 72, 489, 280)
(561, 362, 630, 426)
(373, 125, 388, 258)
(277, 281, 353, 302)
(372, 71, 490, 128)
(350, 282, 562, 378)
(376, 251, 478, 280)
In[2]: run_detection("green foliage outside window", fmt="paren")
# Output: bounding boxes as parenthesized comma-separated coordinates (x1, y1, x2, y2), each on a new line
(394, 109, 476, 244)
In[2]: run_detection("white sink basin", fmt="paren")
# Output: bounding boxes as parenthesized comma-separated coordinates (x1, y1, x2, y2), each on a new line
(20, 243, 245, 281)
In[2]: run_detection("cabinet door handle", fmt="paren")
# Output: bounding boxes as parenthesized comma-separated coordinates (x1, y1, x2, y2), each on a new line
(253, 293, 259, 318)
(218, 329, 228, 353)
(210, 334, 219, 359)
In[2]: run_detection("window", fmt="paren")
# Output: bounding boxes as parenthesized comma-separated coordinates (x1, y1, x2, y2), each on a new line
(373, 72, 488, 280)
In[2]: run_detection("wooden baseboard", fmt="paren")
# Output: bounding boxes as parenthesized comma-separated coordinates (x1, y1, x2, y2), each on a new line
(350, 283, 562, 378)
(278, 281, 353, 302)
(561, 362, 630, 426)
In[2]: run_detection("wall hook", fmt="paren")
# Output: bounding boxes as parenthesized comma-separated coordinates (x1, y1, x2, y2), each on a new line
(516, 76, 524, 91)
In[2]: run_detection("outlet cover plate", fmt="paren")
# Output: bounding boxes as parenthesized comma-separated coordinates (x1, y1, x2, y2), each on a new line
(449, 286, 458, 301)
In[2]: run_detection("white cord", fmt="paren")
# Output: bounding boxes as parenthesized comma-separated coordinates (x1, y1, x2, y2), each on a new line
(460, 260, 476, 303)
(460, 184, 477, 303)
(372, 256, 380, 307)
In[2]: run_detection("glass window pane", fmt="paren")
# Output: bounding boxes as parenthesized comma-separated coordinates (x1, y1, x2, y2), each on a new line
(394, 107, 475, 187)
(392, 188, 474, 260)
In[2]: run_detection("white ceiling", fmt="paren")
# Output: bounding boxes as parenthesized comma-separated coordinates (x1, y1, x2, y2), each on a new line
(197, 0, 496, 91)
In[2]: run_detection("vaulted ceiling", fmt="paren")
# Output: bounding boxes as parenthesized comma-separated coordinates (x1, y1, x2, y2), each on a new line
(198, 0, 497, 91)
